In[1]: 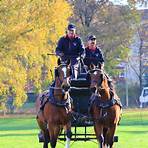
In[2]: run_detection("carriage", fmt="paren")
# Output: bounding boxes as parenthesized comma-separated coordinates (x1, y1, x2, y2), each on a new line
(59, 67, 95, 141)
(37, 56, 120, 148)
(58, 59, 119, 143)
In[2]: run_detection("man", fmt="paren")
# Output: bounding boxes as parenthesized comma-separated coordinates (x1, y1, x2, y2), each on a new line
(56, 23, 85, 79)
(84, 35, 104, 69)
(84, 35, 114, 92)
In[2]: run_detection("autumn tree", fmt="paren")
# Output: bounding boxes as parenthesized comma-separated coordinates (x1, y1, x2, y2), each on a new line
(70, 0, 141, 75)
(129, 24, 148, 91)
(0, 0, 72, 110)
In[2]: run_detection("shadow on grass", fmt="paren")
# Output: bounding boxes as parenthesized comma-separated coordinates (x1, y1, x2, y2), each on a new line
(0, 126, 38, 131)
(0, 118, 39, 131)
(0, 133, 37, 137)
(120, 119, 148, 126)
(119, 130, 148, 134)
(120, 122, 148, 126)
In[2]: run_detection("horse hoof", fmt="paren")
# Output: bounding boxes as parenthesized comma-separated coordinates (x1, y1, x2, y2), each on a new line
(38, 133, 44, 142)
(114, 136, 118, 142)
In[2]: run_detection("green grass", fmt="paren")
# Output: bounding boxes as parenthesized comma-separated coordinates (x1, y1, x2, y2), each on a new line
(0, 109, 148, 148)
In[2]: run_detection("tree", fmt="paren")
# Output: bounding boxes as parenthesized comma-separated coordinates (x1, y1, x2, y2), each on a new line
(0, 0, 72, 109)
(129, 26, 148, 92)
(70, 0, 140, 75)
(137, 0, 148, 6)
(69, 0, 108, 36)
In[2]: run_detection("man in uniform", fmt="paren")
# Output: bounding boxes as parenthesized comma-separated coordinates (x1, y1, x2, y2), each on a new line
(84, 35, 104, 69)
(84, 35, 114, 92)
(56, 23, 85, 79)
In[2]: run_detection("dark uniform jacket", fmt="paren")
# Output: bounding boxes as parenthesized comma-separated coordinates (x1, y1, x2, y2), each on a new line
(56, 35, 85, 65)
(84, 46, 104, 67)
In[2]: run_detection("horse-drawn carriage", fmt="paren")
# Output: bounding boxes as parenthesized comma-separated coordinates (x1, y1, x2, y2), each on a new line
(36, 57, 121, 148)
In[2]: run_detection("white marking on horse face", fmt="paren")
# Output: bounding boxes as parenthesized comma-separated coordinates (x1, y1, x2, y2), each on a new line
(62, 67, 67, 77)
(94, 71, 98, 75)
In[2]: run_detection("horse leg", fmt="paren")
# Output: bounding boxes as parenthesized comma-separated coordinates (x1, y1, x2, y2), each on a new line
(36, 111, 48, 135)
(94, 123, 104, 148)
(37, 120, 48, 148)
(36, 112, 49, 148)
(37, 121, 48, 148)
(52, 126, 61, 148)
(48, 123, 60, 148)
(106, 126, 116, 148)
(103, 128, 108, 147)
(64, 122, 72, 148)
(43, 130, 49, 148)
(106, 106, 120, 148)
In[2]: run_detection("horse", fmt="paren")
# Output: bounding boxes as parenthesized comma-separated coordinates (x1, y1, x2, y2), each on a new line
(36, 58, 72, 148)
(88, 65, 121, 148)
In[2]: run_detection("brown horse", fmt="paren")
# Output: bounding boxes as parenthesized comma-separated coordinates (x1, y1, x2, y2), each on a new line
(88, 65, 121, 148)
(36, 59, 72, 148)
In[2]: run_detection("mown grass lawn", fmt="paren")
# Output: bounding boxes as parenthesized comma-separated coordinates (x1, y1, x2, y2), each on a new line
(0, 109, 148, 148)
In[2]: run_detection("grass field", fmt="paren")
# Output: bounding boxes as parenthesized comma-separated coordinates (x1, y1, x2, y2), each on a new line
(0, 109, 148, 148)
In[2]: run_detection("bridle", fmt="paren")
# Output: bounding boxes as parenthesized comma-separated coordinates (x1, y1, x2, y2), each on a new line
(88, 68, 105, 93)
(53, 64, 71, 94)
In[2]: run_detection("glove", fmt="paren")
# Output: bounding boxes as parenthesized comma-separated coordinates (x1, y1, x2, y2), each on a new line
(58, 52, 64, 57)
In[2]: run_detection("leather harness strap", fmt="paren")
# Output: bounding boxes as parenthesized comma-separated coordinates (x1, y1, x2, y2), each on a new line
(89, 94, 122, 112)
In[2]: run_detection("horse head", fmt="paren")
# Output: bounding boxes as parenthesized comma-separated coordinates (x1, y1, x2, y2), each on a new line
(54, 58, 72, 93)
(88, 64, 110, 100)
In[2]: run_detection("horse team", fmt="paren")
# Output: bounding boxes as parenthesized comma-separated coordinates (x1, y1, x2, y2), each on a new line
(36, 58, 122, 148)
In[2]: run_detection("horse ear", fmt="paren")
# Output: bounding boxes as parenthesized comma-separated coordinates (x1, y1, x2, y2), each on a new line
(57, 58, 61, 66)
(66, 59, 71, 66)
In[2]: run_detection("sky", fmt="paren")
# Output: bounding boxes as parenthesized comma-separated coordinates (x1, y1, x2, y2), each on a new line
(109, 0, 148, 9)
(109, 0, 128, 5)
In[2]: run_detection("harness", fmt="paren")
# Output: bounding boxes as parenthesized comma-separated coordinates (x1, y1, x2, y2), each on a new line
(89, 94, 122, 111)
(88, 68, 122, 110)
(40, 86, 71, 112)
(88, 94, 122, 125)
(48, 87, 70, 108)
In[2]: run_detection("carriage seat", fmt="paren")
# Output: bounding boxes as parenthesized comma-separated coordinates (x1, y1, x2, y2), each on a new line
(77, 72, 87, 79)
(71, 79, 90, 88)
(71, 72, 90, 87)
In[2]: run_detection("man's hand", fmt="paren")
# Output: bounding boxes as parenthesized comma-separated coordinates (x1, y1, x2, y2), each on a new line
(58, 52, 64, 57)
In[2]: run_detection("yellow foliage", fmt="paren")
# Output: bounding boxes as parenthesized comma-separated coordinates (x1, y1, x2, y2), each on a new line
(0, 0, 72, 108)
